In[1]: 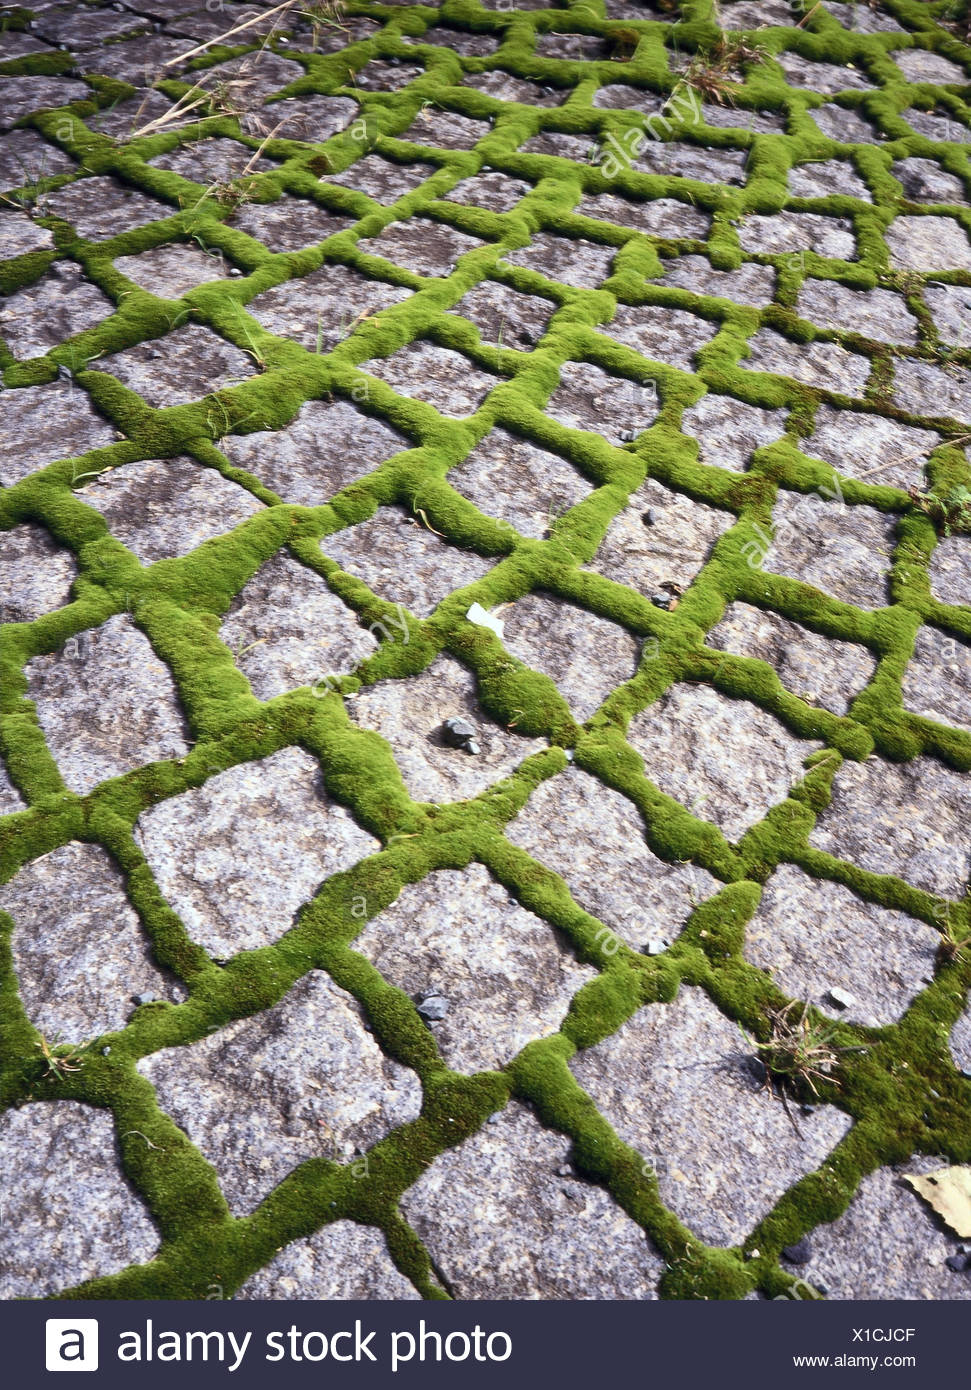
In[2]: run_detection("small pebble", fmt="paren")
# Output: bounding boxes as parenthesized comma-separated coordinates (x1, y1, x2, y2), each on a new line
(442, 716, 479, 754)
(782, 1237, 812, 1266)
(945, 1252, 971, 1273)
(826, 986, 856, 1011)
(229, 267, 243, 277)
(650, 591, 672, 611)
(101, 1045, 111, 1056)
(132, 991, 156, 1006)
(642, 939, 668, 956)
(416, 991, 449, 1022)
(170, 986, 187, 1004)
(556, 1163, 572, 1177)
(642, 508, 657, 526)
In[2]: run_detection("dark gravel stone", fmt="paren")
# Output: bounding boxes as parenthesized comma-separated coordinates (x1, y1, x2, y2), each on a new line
(782, 1237, 812, 1265)
(442, 716, 480, 754)
(416, 991, 449, 1022)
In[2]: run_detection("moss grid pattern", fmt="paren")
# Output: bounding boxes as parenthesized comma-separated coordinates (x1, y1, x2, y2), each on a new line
(2, 0, 971, 1301)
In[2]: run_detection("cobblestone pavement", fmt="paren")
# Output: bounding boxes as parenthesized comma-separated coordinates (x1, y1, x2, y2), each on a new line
(2, 0, 971, 1302)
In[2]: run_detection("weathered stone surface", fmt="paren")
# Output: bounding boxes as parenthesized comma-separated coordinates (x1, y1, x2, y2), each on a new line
(443, 169, 533, 213)
(86, 89, 187, 143)
(776, 52, 874, 95)
(94, 324, 254, 408)
(402, 107, 492, 150)
(653, 253, 776, 306)
(0, 841, 172, 1040)
(801, 405, 938, 491)
(826, 1, 904, 32)
(763, 490, 895, 609)
(789, 158, 872, 201)
(219, 550, 376, 700)
(810, 753, 971, 898)
(136, 747, 379, 955)
(237, 1221, 420, 1300)
(743, 327, 871, 395)
(450, 278, 554, 347)
(924, 283, 971, 347)
(901, 623, 971, 733)
(0, 31, 53, 60)
(745, 863, 939, 1027)
(720, 0, 793, 24)
(350, 652, 546, 803)
(904, 107, 971, 143)
(0, 76, 90, 131)
(78, 32, 190, 81)
(138, 970, 421, 1214)
(570, 985, 852, 1246)
(502, 593, 641, 723)
(0, 261, 113, 359)
(682, 391, 787, 472)
(892, 49, 966, 86)
(150, 136, 276, 184)
(586, 475, 734, 593)
(809, 103, 882, 144)
(604, 302, 718, 370)
(796, 279, 917, 346)
(222, 397, 407, 503)
(403, 25, 499, 56)
(592, 82, 666, 112)
(886, 214, 971, 271)
(77, 455, 263, 563)
(806, 1157, 971, 1300)
(535, 31, 606, 59)
(739, 209, 856, 259)
(461, 71, 566, 105)
(0, 128, 74, 188)
(893, 157, 968, 206)
(950, 1005, 971, 1074)
(246, 93, 357, 143)
(400, 1100, 664, 1298)
(230, 194, 353, 252)
(34, 2, 150, 48)
(0, 522, 77, 624)
(324, 153, 436, 203)
(545, 359, 659, 442)
(701, 103, 786, 135)
(502, 230, 617, 288)
(0, 209, 55, 257)
(707, 601, 876, 714)
(114, 242, 230, 298)
(520, 129, 598, 162)
(0, 1102, 158, 1299)
(27, 614, 190, 794)
(195, 50, 304, 102)
(448, 425, 590, 538)
(894, 358, 971, 422)
(0, 382, 116, 487)
(0, 757, 25, 815)
(578, 191, 711, 240)
(360, 215, 485, 278)
(42, 175, 173, 240)
(629, 684, 821, 840)
(362, 339, 499, 417)
(247, 261, 411, 352)
(929, 535, 971, 608)
(636, 141, 749, 186)
(355, 864, 595, 1072)
(324, 506, 494, 616)
(352, 60, 423, 92)
(507, 766, 718, 947)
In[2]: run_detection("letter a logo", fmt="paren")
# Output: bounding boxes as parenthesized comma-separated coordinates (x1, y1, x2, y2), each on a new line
(46, 1319, 99, 1372)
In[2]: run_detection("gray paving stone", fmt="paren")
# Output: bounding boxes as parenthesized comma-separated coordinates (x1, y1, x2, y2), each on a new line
(0, 31, 54, 60)
(149, 136, 276, 184)
(42, 176, 174, 240)
(806, 1157, 971, 1299)
(0, 209, 55, 257)
(763, 490, 896, 608)
(33, 3, 150, 48)
(222, 396, 407, 503)
(0, 757, 25, 815)
(195, 49, 304, 102)
(719, 0, 794, 23)
(0, 261, 113, 360)
(628, 683, 822, 840)
(402, 26, 499, 56)
(682, 391, 788, 472)
(352, 60, 423, 93)
(739, 209, 856, 259)
(227, 194, 352, 252)
(443, 169, 533, 213)
(502, 230, 617, 288)
(653, 253, 776, 306)
(0, 841, 172, 1041)
(825, 1, 904, 33)
(113, 242, 229, 298)
(247, 261, 412, 352)
(77, 454, 263, 564)
(706, 601, 876, 714)
(461, 71, 566, 106)
(93, 323, 254, 408)
(449, 278, 554, 347)
(507, 765, 719, 948)
(809, 103, 882, 144)
(892, 49, 966, 86)
(0, 522, 77, 624)
(776, 52, 875, 94)
(77, 32, 191, 81)
(323, 505, 495, 617)
(570, 984, 852, 1246)
(237, 1221, 420, 1299)
(324, 154, 437, 205)
(219, 549, 376, 700)
(545, 359, 659, 442)
(886, 214, 971, 271)
(359, 216, 486, 278)
(810, 753, 971, 898)
(796, 278, 918, 346)
(0, 381, 117, 487)
(400, 1100, 665, 1298)
(502, 593, 641, 723)
(401, 107, 492, 151)
(0, 76, 90, 131)
(929, 535, 971, 608)
(355, 864, 595, 1072)
(701, 104, 787, 135)
(350, 651, 547, 804)
(0, 128, 74, 189)
(535, 31, 607, 60)
(592, 82, 666, 112)
(788, 158, 872, 201)
(901, 623, 971, 734)
(86, 89, 191, 142)
(26, 613, 190, 795)
(801, 405, 938, 491)
(585, 475, 734, 592)
(603, 302, 718, 370)
(894, 358, 971, 423)
(361, 339, 499, 417)
(745, 862, 939, 1027)
(245, 93, 356, 142)
(520, 129, 599, 162)
(893, 156, 968, 206)
(0, 1102, 158, 1298)
(137, 969, 421, 1214)
(950, 1006, 971, 1074)
(743, 327, 871, 394)
(635, 140, 749, 185)
(924, 282, 971, 346)
(135, 747, 380, 956)
(903, 107, 971, 142)
(448, 425, 590, 538)
(578, 191, 711, 240)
